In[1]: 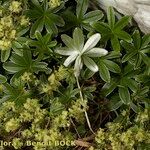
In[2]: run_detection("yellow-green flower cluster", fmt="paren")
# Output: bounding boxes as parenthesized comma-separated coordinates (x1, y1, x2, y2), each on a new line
(5, 118, 20, 132)
(0, 101, 16, 119)
(135, 109, 149, 123)
(41, 66, 69, 94)
(52, 111, 70, 128)
(0, 15, 15, 50)
(94, 110, 150, 150)
(12, 138, 23, 149)
(21, 72, 32, 82)
(20, 15, 30, 26)
(49, 0, 61, 8)
(69, 99, 88, 122)
(0, 1, 29, 51)
(9, 1, 22, 13)
(20, 98, 46, 123)
(0, 98, 75, 150)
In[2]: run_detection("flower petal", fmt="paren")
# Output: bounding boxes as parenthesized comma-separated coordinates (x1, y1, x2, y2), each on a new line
(64, 53, 78, 67)
(74, 56, 83, 77)
(84, 48, 108, 57)
(55, 47, 77, 56)
(83, 56, 98, 72)
(82, 33, 101, 53)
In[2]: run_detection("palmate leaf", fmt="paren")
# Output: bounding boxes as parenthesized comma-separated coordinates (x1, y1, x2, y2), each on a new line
(27, 0, 65, 37)
(1, 82, 30, 105)
(121, 30, 150, 68)
(76, 0, 88, 20)
(61, 0, 103, 32)
(3, 46, 51, 79)
(29, 31, 57, 60)
(92, 7, 131, 51)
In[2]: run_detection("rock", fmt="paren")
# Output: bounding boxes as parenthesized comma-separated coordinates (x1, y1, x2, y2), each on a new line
(98, 0, 150, 34)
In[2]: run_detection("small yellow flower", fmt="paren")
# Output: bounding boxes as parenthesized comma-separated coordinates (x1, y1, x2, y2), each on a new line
(20, 16, 29, 26)
(9, 1, 22, 13)
(12, 138, 23, 149)
(5, 118, 20, 132)
(49, 0, 61, 8)
(9, 29, 16, 39)
(21, 72, 32, 82)
(0, 39, 11, 51)
(1, 16, 13, 28)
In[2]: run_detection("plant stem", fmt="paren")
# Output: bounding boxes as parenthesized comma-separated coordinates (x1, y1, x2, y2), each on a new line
(76, 77, 95, 134)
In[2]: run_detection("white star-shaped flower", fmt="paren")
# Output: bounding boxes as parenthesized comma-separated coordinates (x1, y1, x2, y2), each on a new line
(55, 28, 108, 77)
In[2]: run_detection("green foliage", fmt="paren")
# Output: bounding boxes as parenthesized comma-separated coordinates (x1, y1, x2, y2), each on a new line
(27, 0, 65, 37)
(93, 7, 132, 51)
(0, 0, 149, 150)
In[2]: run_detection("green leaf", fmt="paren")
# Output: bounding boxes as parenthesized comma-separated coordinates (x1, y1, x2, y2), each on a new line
(99, 62, 110, 82)
(104, 51, 121, 59)
(49, 13, 65, 27)
(109, 99, 123, 111)
(45, 17, 58, 34)
(84, 48, 108, 57)
(61, 34, 75, 50)
(76, 0, 88, 20)
(92, 22, 110, 34)
(107, 7, 115, 28)
(111, 35, 120, 51)
(0, 74, 7, 84)
(30, 18, 44, 38)
(114, 16, 131, 30)
(122, 51, 137, 63)
(83, 56, 98, 72)
(115, 31, 131, 42)
(73, 28, 84, 51)
(119, 86, 131, 104)
(82, 68, 95, 80)
(83, 10, 103, 23)
(140, 52, 150, 66)
(133, 30, 141, 49)
(10, 53, 26, 66)
(103, 59, 121, 73)
(1, 49, 11, 62)
(135, 54, 142, 69)
(120, 40, 135, 52)
(101, 78, 118, 96)
(125, 78, 138, 92)
(3, 62, 24, 73)
(141, 34, 150, 48)
(130, 102, 139, 113)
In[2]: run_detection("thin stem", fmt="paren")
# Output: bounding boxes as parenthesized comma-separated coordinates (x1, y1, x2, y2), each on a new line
(76, 77, 95, 134)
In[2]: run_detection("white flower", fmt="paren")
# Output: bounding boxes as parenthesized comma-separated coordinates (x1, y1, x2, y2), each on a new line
(55, 28, 108, 77)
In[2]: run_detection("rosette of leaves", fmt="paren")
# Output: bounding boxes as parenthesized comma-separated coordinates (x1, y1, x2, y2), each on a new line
(28, 31, 57, 60)
(92, 7, 132, 52)
(0, 79, 30, 105)
(121, 30, 150, 69)
(3, 45, 51, 80)
(26, 0, 65, 37)
(61, 0, 103, 31)
(101, 64, 140, 107)
(55, 27, 108, 77)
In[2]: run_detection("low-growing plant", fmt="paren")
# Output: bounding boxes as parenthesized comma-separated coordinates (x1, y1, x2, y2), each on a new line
(0, 0, 149, 150)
